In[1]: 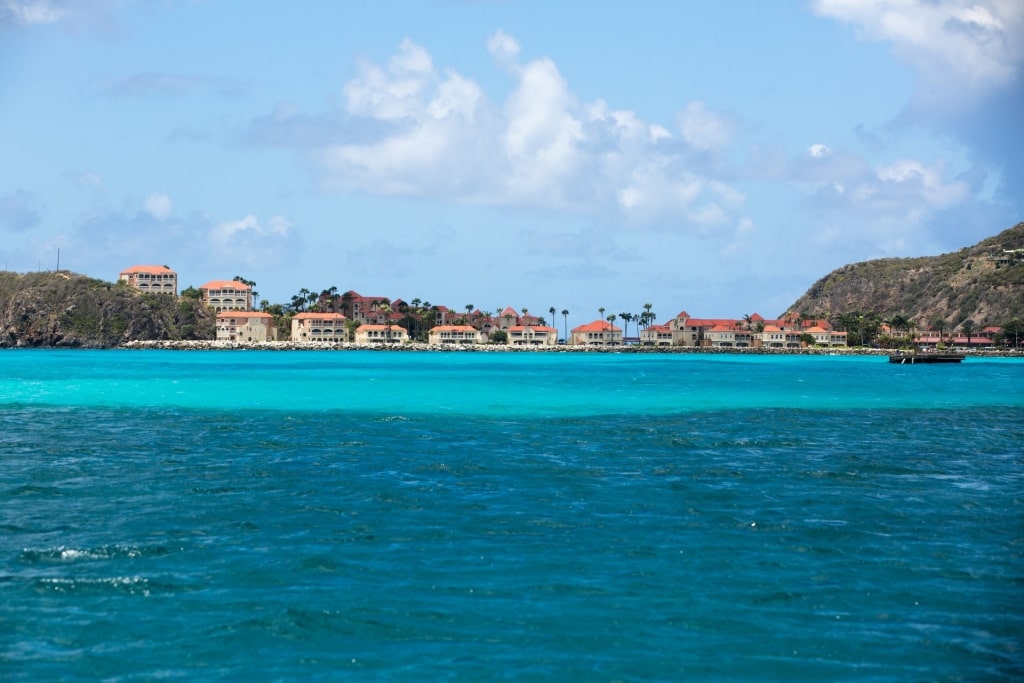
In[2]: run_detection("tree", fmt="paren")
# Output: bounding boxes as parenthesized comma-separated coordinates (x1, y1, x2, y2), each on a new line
(606, 314, 617, 343)
(620, 312, 633, 341)
(930, 316, 947, 343)
(561, 309, 569, 342)
(1002, 317, 1023, 348)
(960, 319, 975, 347)
(489, 330, 508, 344)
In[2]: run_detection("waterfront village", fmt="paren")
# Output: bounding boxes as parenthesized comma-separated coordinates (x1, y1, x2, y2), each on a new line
(119, 265, 1016, 351)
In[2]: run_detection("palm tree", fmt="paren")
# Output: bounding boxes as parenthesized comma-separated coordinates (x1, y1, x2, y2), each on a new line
(549, 307, 556, 330)
(606, 314, 617, 344)
(620, 312, 633, 341)
(929, 316, 946, 344)
(561, 309, 569, 342)
(960, 319, 976, 347)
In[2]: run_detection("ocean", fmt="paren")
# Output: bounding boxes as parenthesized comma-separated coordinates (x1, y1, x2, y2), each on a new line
(1, 350, 1022, 681)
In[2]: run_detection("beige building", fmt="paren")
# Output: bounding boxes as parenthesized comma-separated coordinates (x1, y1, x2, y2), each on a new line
(428, 325, 484, 345)
(119, 265, 178, 295)
(640, 324, 673, 346)
(507, 325, 558, 346)
(216, 311, 277, 342)
(199, 280, 252, 312)
(354, 324, 409, 345)
(570, 320, 623, 346)
(291, 312, 348, 342)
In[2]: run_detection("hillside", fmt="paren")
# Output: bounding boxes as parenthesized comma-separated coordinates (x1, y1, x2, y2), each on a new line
(787, 222, 1024, 328)
(0, 271, 215, 348)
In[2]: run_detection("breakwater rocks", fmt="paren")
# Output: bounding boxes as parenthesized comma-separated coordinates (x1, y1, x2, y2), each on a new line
(122, 340, 898, 355)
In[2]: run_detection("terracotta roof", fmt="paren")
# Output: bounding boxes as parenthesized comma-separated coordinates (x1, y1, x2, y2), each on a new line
(121, 265, 175, 275)
(200, 280, 251, 291)
(217, 311, 272, 320)
(500, 306, 520, 318)
(572, 320, 622, 333)
(749, 313, 764, 321)
(293, 312, 346, 321)
(509, 325, 557, 333)
(358, 324, 407, 331)
(674, 310, 691, 319)
(430, 325, 478, 333)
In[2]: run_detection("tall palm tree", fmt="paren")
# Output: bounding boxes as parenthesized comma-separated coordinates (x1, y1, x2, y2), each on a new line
(561, 309, 569, 342)
(960, 319, 975, 347)
(620, 312, 633, 341)
(549, 307, 556, 329)
(606, 314, 617, 344)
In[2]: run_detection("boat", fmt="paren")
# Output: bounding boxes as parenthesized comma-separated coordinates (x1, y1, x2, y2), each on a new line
(889, 352, 965, 364)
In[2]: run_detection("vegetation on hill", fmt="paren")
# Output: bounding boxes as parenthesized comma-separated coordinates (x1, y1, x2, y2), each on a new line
(787, 222, 1024, 339)
(0, 271, 215, 348)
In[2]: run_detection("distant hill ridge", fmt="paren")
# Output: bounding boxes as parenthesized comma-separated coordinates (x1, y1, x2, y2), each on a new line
(0, 271, 214, 348)
(787, 222, 1024, 327)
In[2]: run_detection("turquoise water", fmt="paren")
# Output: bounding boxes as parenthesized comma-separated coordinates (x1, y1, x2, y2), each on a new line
(2, 350, 1022, 681)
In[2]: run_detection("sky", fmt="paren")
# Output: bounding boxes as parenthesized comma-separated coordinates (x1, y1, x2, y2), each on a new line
(1, 0, 1021, 328)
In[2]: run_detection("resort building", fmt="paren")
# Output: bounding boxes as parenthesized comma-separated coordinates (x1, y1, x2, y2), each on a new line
(640, 324, 673, 346)
(119, 265, 177, 295)
(199, 280, 253, 312)
(570, 320, 623, 346)
(354, 324, 409, 345)
(291, 312, 348, 343)
(216, 311, 277, 343)
(507, 325, 558, 346)
(428, 325, 485, 345)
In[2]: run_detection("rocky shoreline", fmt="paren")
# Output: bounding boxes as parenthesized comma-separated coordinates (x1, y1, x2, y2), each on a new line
(119, 340, 1023, 357)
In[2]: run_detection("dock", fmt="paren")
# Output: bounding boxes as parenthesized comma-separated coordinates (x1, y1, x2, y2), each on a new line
(889, 352, 965, 364)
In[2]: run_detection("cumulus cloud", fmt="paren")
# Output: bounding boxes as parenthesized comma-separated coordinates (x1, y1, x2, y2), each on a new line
(0, 189, 41, 231)
(813, 0, 1024, 98)
(0, 0, 62, 25)
(678, 101, 733, 152)
(143, 193, 172, 221)
(807, 144, 832, 158)
(310, 36, 747, 233)
(210, 214, 295, 269)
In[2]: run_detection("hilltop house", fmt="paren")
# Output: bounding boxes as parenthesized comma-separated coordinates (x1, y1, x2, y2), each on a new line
(199, 280, 252, 312)
(291, 312, 348, 343)
(216, 311, 277, 343)
(119, 265, 177, 295)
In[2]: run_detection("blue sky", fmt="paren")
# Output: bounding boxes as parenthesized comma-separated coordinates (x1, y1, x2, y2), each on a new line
(1, 0, 1021, 327)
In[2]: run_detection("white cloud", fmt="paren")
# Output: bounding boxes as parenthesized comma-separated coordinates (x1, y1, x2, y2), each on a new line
(0, 0, 63, 25)
(486, 29, 520, 68)
(143, 193, 172, 221)
(315, 36, 748, 233)
(678, 101, 733, 152)
(813, 0, 1024, 95)
(210, 214, 295, 268)
(808, 144, 832, 158)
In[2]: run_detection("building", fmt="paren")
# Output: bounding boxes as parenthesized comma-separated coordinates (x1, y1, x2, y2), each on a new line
(354, 324, 409, 345)
(216, 311, 277, 342)
(119, 265, 177, 295)
(428, 325, 484, 345)
(570, 320, 623, 346)
(199, 280, 253, 312)
(640, 324, 674, 346)
(507, 325, 558, 346)
(291, 312, 348, 343)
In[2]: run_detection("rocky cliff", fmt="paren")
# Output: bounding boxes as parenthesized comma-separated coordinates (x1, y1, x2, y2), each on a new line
(0, 271, 215, 348)
(787, 222, 1024, 327)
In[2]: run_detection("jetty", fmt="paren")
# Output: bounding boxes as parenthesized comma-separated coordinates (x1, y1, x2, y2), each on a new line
(889, 352, 965, 364)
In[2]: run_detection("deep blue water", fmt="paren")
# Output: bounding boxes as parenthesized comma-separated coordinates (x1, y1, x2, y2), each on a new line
(2, 350, 1022, 681)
